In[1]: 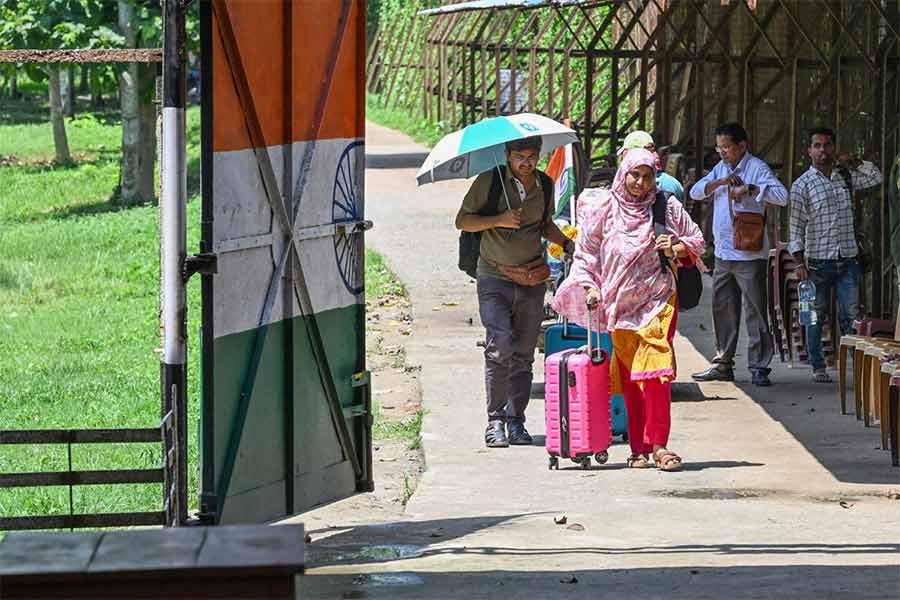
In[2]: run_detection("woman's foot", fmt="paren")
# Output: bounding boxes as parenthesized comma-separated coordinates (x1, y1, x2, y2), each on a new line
(626, 453, 650, 468)
(652, 447, 683, 471)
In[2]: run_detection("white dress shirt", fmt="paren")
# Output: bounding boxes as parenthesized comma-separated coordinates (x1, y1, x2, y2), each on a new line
(689, 152, 789, 261)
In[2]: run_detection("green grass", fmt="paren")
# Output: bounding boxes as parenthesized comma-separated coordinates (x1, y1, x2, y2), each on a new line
(366, 93, 448, 148)
(0, 102, 203, 521)
(0, 98, 409, 525)
(365, 248, 406, 300)
(362, 250, 422, 451)
(373, 408, 424, 451)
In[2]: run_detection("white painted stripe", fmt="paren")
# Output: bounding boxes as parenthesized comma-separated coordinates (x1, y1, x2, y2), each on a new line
(161, 107, 186, 364)
(211, 137, 365, 339)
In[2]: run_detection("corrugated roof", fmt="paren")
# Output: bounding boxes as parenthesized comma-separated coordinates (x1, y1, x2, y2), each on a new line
(419, 0, 602, 17)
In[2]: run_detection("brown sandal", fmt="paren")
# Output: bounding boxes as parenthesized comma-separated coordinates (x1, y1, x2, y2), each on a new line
(653, 448, 683, 472)
(626, 454, 650, 468)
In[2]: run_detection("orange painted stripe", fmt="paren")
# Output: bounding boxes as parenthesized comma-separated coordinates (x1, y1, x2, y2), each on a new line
(212, 0, 364, 152)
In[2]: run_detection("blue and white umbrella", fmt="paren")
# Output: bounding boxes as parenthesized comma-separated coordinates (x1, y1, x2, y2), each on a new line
(415, 113, 578, 187)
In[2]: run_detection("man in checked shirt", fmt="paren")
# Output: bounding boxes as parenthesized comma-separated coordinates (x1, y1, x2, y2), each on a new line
(690, 122, 788, 387)
(789, 127, 883, 383)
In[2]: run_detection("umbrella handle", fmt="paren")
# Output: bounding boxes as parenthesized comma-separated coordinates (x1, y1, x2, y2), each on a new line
(492, 152, 513, 212)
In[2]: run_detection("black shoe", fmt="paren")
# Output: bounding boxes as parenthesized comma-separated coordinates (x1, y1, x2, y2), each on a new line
(485, 421, 509, 448)
(691, 365, 734, 382)
(751, 370, 772, 387)
(507, 422, 533, 445)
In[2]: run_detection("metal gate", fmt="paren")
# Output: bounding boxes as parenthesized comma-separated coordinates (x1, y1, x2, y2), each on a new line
(198, 0, 371, 524)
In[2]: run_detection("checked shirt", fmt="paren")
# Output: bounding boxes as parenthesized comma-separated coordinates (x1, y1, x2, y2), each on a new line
(788, 162, 883, 260)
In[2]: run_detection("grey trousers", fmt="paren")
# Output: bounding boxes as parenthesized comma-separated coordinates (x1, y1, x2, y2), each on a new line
(711, 258, 774, 372)
(477, 276, 546, 423)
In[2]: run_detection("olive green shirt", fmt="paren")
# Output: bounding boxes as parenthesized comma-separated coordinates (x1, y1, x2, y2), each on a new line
(459, 169, 548, 281)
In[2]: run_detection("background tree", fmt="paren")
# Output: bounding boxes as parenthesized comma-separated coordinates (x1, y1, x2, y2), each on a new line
(0, 0, 123, 164)
(116, 0, 157, 205)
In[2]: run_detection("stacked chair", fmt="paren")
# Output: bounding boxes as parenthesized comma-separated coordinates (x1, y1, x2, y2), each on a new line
(838, 319, 900, 467)
(767, 243, 838, 366)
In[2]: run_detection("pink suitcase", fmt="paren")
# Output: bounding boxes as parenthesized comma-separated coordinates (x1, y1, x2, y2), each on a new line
(544, 308, 612, 470)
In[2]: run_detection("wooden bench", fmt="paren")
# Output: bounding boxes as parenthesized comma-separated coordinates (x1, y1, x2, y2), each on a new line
(0, 524, 305, 599)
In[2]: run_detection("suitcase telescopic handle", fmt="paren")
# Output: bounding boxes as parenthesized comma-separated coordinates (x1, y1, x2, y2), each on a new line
(562, 256, 573, 336)
(585, 297, 606, 365)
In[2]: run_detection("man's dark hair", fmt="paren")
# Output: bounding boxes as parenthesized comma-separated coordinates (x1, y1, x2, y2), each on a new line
(807, 127, 836, 147)
(714, 122, 748, 144)
(506, 136, 542, 154)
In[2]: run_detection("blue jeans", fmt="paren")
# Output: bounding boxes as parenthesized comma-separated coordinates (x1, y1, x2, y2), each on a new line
(805, 258, 860, 370)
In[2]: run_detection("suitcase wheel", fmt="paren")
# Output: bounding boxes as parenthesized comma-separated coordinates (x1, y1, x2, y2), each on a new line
(579, 457, 591, 470)
(594, 451, 608, 465)
(548, 456, 559, 470)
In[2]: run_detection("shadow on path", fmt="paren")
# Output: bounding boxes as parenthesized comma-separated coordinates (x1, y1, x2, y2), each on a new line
(366, 152, 430, 170)
(302, 512, 900, 600)
(677, 275, 898, 485)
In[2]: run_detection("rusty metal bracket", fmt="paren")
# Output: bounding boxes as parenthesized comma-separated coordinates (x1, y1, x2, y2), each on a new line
(183, 253, 218, 282)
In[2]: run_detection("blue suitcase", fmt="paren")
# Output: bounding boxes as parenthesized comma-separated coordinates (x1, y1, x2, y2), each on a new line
(543, 321, 629, 441)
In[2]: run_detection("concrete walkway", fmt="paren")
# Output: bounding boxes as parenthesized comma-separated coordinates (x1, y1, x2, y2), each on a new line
(299, 122, 900, 599)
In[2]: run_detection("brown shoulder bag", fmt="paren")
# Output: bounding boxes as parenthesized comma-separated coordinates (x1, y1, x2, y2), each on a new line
(729, 187, 765, 252)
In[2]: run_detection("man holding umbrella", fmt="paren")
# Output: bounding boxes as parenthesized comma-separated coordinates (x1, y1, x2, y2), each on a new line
(456, 136, 575, 447)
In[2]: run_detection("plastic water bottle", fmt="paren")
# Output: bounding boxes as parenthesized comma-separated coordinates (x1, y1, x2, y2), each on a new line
(799, 279, 817, 326)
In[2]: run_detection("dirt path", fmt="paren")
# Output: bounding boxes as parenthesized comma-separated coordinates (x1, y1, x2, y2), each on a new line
(296, 121, 900, 600)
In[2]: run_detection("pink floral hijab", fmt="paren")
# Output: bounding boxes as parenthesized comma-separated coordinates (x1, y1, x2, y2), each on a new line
(552, 149, 705, 332)
(608, 148, 659, 238)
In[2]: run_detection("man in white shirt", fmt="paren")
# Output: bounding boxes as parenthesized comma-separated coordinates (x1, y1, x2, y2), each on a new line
(690, 123, 788, 386)
(789, 127, 882, 383)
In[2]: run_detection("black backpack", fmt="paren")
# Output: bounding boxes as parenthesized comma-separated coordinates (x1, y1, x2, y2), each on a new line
(652, 192, 703, 311)
(458, 167, 554, 279)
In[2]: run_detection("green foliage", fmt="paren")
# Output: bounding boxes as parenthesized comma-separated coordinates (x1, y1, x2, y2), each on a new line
(0, 0, 117, 49)
(366, 0, 382, 45)
(0, 0, 200, 100)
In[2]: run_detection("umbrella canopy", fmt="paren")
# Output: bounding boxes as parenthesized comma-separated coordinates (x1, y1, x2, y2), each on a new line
(416, 113, 578, 186)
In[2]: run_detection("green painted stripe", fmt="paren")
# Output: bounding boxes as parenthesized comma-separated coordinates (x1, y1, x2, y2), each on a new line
(458, 116, 523, 154)
(201, 303, 365, 523)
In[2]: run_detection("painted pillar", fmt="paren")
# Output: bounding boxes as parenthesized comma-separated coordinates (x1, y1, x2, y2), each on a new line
(160, 0, 188, 526)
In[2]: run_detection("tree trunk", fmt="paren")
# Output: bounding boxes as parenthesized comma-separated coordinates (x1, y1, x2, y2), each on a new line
(79, 64, 89, 94)
(10, 71, 18, 98)
(119, 63, 142, 204)
(48, 66, 72, 164)
(118, 0, 156, 205)
(137, 63, 157, 201)
(68, 66, 77, 116)
(60, 67, 74, 117)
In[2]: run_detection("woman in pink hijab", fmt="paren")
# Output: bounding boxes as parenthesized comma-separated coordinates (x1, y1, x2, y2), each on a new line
(552, 148, 704, 471)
